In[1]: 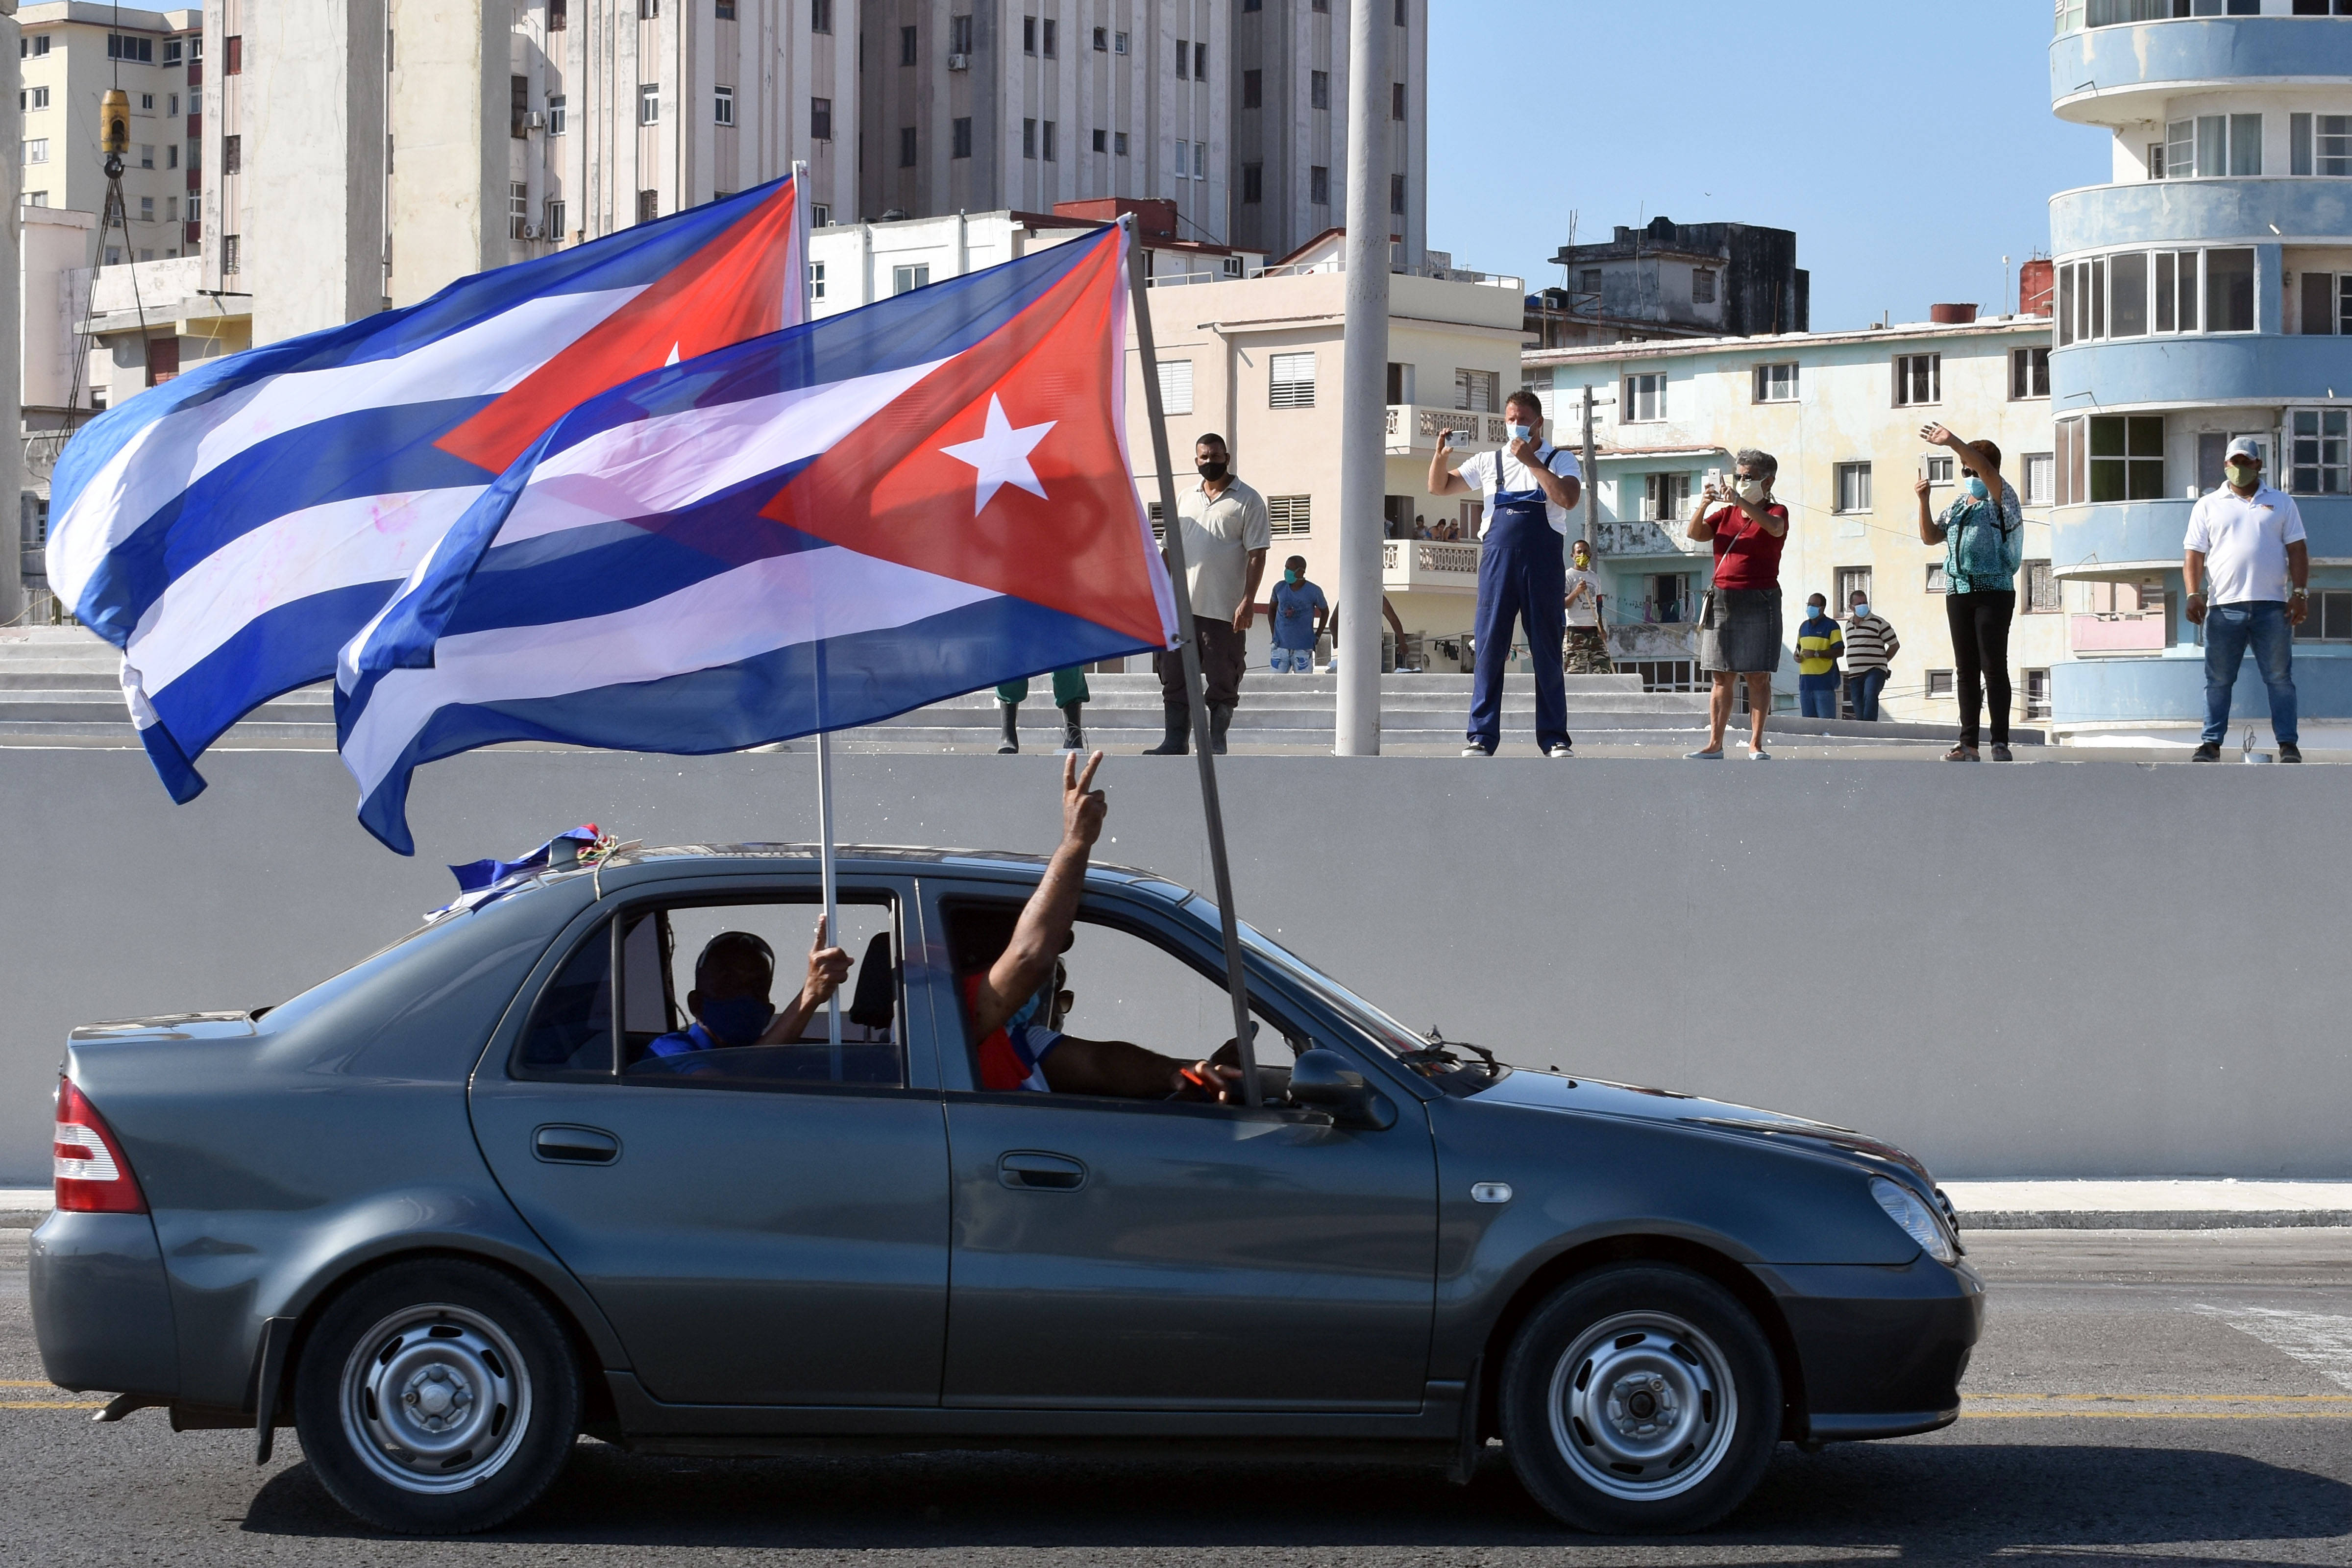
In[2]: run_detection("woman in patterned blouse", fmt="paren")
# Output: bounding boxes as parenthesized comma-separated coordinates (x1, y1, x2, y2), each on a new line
(1916, 422, 2024, 761)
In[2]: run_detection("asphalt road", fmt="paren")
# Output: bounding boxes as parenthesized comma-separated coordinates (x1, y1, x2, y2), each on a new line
(3, 1226, 2349, 1567)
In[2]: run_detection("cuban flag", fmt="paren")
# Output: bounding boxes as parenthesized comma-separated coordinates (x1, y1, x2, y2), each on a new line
(43, 175, 808, 803)
(335, 223, 1176, 854)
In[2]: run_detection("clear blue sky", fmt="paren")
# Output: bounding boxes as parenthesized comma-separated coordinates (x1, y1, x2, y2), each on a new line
(1425, 0, 2109, 329)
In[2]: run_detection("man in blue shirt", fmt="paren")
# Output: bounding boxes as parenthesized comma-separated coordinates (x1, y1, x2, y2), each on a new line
(1267, 555, 1327, 673)
(644, 921, 853, 1058)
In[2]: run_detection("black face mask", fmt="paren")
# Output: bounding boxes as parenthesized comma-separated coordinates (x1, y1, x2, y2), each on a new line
(1197, 461, 1228, 483)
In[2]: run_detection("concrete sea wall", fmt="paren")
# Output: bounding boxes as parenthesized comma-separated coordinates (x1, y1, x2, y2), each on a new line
(2, 746, 2344, 1184)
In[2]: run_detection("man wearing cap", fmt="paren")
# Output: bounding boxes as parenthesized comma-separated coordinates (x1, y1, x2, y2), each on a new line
(2184, 437, 2308, 762)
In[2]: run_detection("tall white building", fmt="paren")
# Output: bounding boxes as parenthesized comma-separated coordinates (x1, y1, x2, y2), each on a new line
(17, 3, 202, 268)
(859, 0, 1228, 243)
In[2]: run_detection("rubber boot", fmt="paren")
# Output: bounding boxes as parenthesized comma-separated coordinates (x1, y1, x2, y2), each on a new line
(1141, 704, 1189, 755)
(996, 701, 1019, 755)
(1208, 701, 1234, 756)
(1058, 700, 1085, 753)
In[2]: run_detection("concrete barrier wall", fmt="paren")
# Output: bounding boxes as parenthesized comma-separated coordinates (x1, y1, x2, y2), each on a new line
(3, 746, 2346, 1184)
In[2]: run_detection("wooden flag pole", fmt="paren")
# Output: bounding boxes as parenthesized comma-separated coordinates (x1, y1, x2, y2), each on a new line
(1120, 216, 1261, 1109)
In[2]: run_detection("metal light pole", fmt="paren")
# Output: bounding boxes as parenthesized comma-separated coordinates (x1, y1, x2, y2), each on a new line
(1333, 0, 1390, 756)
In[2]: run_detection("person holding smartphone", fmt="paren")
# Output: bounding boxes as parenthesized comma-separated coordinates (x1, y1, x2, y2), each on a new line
(1917, 423, 2023, 760)
(1427, 392, 1583, 758)
(1685, 449, 1789, 760)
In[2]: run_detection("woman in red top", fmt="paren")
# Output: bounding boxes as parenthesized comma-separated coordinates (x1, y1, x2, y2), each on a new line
(1684, 448, 1790, 760)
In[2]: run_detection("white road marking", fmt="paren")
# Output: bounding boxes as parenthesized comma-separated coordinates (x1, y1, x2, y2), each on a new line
(2204, 1306, 2352, 1391)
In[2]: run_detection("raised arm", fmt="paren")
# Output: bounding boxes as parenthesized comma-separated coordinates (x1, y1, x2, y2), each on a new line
(760, 915, 853, 1044)
(972, 752, 1105, 1039)
(1687, 484, 1721, 541)
(1428, 434, 1471, 497)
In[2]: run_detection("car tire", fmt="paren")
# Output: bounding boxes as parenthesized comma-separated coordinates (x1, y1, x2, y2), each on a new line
(1498, 1263, 1780, 1534)
(291, 1258, 581, 1535)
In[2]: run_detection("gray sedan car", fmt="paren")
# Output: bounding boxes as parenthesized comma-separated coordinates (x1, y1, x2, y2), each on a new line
(33, 843, 1983, 1536)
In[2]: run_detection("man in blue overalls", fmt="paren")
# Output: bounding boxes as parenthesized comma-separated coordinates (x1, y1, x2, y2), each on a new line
(1427, 389, 1584, 756)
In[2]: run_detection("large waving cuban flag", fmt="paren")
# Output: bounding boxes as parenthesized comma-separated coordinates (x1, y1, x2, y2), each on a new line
(335, 223, 1176, 854)
(44, 174, 807, 803)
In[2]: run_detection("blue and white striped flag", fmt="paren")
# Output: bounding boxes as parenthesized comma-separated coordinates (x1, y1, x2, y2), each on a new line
(45, 176, 807, 801)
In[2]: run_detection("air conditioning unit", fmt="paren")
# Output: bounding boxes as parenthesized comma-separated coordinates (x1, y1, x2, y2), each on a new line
(947, 52, 970, 71)
(525, 110, 545, 130)
(522, 223, 541, 241)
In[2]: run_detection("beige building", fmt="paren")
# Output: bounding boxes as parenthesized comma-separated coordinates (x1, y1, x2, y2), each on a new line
(18, 3, 200, 267)
(1127, 228, 1525, 665)
(1523, 313, 2064, 726)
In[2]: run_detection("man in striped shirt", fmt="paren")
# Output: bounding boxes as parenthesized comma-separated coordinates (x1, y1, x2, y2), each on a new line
(1842, 590, 1900, 722)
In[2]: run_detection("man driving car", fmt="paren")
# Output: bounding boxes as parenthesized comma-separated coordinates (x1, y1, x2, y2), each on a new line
(964, 753, 1268, 1101)
(645, 919, 854, 1057)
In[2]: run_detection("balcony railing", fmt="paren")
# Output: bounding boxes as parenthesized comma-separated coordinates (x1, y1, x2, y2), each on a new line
(1381, 538, 1481, 593)
(1385, 404, 1509, 456)
(1593, 518, 1707, 558)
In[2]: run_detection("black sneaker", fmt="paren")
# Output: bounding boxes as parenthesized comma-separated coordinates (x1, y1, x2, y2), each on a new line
(2279, 742, 2303, 764)
(2191, 741, 2222, 762)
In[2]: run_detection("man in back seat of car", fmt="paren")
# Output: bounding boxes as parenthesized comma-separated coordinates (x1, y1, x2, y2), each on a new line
(963, 753, 1260, 1102)
(644, 920, 853, 1058)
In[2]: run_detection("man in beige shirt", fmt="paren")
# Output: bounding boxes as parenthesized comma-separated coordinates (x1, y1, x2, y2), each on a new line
(1146, 433, 1269, 756)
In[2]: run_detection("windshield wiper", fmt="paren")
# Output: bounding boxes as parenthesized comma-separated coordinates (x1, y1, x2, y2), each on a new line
(1399, 1027, 1501, 1078)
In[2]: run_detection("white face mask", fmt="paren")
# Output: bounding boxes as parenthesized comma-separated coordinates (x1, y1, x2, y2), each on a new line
(1735, 478, 1766, 504)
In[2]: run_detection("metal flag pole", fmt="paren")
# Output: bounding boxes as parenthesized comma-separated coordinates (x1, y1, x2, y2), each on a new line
(1120, 217, 1262, 1110)
(1333, 0, 1390, 756)
(815, 652, 844, 1076)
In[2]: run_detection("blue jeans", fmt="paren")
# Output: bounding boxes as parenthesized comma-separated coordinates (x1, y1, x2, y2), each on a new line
(1269, 645, 1315, 673)
(1798, 675, 1839, 718)
(1845, 666, 1888, 721)
(2202, 601, 2298, 746)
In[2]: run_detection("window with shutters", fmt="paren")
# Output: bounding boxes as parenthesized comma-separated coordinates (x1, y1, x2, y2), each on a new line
(1453, 369, 1499, 413)
(1266, 495, 1312, 537)
(1641, 473, 1690, 523)
(1270, 352, 1316, 409)
(2025, 560, 2060, 612)
(1926, 669, 1955, 698)
(2023, 452, 2056, 505)
(1691, 269, 1717, 304)
(1157, 360, 1194, 416)
(636, 190, 659, 224)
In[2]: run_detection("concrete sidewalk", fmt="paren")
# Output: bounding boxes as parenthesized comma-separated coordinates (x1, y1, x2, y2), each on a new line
(8, 1182, 2352, 1231)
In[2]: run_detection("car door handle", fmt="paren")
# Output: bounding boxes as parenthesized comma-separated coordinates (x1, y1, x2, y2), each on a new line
(534, 1125, 620, 1165)
(998, 1151, 1087, 1191)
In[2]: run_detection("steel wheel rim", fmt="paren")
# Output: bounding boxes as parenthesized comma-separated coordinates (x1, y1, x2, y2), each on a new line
(339, 1302, 533, 1494)
(1545, 1309, 1738, 1502)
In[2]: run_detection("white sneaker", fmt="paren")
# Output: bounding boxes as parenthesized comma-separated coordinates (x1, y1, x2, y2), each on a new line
(1544, 743, 1574, 759)
(1461, 743, 1493, 757)
(1749, 747, 1772, 760)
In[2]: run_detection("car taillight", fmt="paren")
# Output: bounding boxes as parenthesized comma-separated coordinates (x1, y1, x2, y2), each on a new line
(54, 1077, 147, 1215)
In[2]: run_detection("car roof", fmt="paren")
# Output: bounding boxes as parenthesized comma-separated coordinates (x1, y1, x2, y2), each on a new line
(599, 842, 1194, 898)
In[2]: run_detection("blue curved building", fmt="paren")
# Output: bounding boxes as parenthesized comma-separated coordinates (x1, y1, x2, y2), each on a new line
(2048, 0, 2352, 747)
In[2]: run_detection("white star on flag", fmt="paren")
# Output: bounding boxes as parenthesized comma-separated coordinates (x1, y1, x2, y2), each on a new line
(939, 394, 1056, 516)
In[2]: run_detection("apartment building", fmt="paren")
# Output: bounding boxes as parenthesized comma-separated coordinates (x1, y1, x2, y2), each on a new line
(1228, 0, 1425, 271)
(1524, 310, 2065, 726)
(2046, 1, 2352, 745)
(1527, 215, 1810, 351)
(19, 3, 202, 265)
(859, 0, 1226, 244)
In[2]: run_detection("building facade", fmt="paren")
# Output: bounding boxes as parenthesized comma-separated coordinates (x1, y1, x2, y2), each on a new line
(1226, 0, 1424, 271)
(2047, 0, 2352, 744)
(19, 3, 201, 268)
(858, 0, 1228, 244)
(1526, 216, 1810, 352)
(1524, 313, 2065, 725)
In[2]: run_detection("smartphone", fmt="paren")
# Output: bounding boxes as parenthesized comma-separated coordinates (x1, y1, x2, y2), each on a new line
(1705, 467, 1723, 494)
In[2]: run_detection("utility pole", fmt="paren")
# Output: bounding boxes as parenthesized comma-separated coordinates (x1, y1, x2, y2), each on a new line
(1580, 384, 1598, 549)
(1332, 0, 1389, 757)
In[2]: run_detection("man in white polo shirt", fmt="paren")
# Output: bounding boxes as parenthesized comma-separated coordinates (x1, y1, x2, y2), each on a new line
(1144, 432, 1269, 756)
(2184, 436, 2308, 762)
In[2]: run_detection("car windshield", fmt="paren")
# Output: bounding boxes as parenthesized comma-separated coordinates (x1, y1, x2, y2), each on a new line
(1200, 899, 1507, 1095)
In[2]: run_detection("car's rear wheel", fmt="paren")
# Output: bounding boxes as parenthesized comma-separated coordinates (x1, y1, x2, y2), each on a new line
(292, 1258, 580, 1535)
(1499, 1263, 1780, 1534)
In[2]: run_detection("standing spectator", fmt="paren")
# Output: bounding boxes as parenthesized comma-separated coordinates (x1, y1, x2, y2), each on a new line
(1563, 538, 1612, 675)
(995, 668, 1088, 754)
(1414, 514, 1435, 540)
(1842, 589, 1900, 722)
(1794, 592, 1843, 718)
(2185, 437, 2308, 762)
(1145, 434, 1269, 757)
(1267, 555, 1327, 674)
(1917, 423, 2024, 760)
(1684, 449, 1788, 760)
(1428, 390, 1584, 758)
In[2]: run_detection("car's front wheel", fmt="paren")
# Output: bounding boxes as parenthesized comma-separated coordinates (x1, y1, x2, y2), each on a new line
(292, 1258, 580, 1534)
(1498, 1263, 1781, 1534)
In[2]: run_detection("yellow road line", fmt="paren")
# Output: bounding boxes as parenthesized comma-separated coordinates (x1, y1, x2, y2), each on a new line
(0, 1400, 108, 1409)
(0, 1380, 62, 1388)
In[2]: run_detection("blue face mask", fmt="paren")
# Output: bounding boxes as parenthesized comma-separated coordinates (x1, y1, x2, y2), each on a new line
(698, 995, 775, 1047)
(1965, 477, 1989, 501)
(1283, 569, 1300, 585)
(1808, 604, 1828, 621)
(1506, 423, 1532, 443)
(1852, 602, 1870, 619)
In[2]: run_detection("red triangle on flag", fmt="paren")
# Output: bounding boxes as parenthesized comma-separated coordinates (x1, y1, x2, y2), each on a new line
(436, 183, 802, 474)
(760, 231, 1172, 650)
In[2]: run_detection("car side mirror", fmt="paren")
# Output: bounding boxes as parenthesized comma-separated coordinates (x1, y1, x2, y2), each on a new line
(1286, 1049, 1396, 1130)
